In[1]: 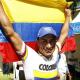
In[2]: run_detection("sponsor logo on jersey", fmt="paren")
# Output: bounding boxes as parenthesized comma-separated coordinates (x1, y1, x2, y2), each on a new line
(39, 64, 56, 71)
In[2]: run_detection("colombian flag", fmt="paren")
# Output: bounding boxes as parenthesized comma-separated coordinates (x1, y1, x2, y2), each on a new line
(0, 0, 76, 62)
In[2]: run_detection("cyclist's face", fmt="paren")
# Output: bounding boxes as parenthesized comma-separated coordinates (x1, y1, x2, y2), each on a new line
(37, 34, 57, 58)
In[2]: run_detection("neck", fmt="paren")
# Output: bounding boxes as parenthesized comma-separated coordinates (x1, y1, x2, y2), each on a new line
(38, 51, 53, 60)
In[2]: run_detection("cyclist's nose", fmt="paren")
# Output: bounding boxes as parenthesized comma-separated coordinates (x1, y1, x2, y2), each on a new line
(46, 43, 52, 49)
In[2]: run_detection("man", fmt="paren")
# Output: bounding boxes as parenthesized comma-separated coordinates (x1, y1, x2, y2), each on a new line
(0, 1, 71, 80)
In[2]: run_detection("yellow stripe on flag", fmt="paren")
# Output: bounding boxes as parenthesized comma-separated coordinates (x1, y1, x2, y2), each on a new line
(1, 0, 13, 22)
(19, 0, 68, 10)
(2, 0, 66, 23)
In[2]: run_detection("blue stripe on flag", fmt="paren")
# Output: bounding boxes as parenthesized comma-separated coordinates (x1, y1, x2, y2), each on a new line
(0, 23, 74, 42)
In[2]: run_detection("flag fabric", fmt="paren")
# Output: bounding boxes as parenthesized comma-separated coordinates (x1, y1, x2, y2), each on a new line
(71, 12, 80, 34)
(0, 0, 76, 63)
(61, 36, 76, 52)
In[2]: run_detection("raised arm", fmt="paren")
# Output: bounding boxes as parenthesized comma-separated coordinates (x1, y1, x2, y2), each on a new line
(58, 8, 71, 46)
(0, 1, 22, 52)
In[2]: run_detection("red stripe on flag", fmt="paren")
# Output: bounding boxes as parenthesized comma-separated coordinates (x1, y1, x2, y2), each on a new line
(0, 36, 76, 63)
(61, 36, 76, 52)
(0, 42, 19, 63)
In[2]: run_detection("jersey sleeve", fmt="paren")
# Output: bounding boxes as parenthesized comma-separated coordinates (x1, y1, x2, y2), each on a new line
(16, 42, 28, 61)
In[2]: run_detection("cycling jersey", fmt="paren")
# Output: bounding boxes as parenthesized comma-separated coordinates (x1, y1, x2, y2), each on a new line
(17, 42, 61, 80)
